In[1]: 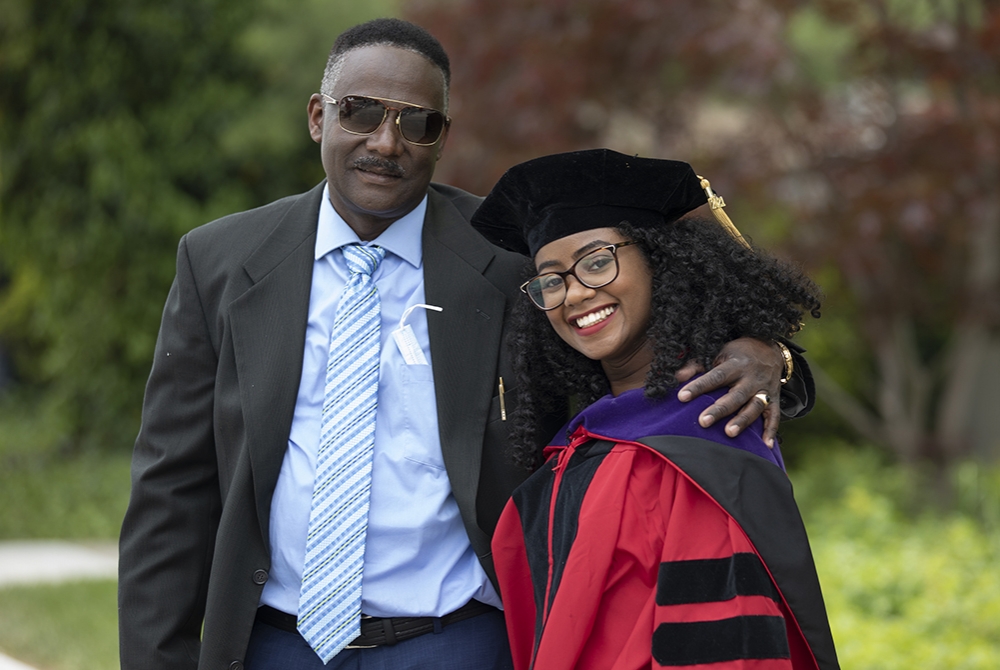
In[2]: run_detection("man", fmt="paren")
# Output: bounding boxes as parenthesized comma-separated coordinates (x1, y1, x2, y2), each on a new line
(119, 18, 812, 670)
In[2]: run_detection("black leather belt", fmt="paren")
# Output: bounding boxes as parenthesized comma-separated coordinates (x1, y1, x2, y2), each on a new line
(255, 599, 497, 648)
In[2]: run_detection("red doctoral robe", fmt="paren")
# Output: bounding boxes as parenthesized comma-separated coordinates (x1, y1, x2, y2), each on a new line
(492, 388, 838, 670)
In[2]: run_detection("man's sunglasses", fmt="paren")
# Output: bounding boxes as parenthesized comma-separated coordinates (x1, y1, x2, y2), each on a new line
(321, 94, 450, 146)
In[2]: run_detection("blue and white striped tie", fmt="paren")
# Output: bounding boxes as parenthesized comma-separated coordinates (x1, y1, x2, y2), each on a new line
(298, 243, 385, 662)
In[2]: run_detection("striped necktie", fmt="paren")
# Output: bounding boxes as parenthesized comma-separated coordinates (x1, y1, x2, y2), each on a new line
(298, 243, 385, 662)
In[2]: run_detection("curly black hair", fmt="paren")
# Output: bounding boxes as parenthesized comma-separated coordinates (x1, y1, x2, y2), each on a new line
(507, 216, 822, 469)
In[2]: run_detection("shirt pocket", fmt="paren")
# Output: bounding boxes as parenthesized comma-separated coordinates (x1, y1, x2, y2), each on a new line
(400, 363, 446, 470)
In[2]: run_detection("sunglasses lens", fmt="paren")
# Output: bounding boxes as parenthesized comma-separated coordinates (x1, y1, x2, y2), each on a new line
(336, 96, 445, 145)
(339, 97, 387, 134)
(399, 108, 445, 145)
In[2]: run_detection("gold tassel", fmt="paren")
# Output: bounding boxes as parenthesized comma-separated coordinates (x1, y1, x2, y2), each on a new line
(697, 175, 751, 249)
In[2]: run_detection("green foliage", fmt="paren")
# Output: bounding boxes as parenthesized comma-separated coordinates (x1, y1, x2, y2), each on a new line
(0, 580, 118, 670)
(0, 0, 397, 452)
(1, 0, 269, 451)
(0, 396, 131, 539)
(884, 0, 987, 29)
(790, 449, 1000, 668)
(812, 496, 1000, 668)
(786, 6, 857, 87)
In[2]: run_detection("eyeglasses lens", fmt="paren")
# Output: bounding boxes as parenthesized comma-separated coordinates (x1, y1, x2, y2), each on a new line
(339, 96, 444, 145)
(525, 276, 564, 310)
(525, 249, 619, 310)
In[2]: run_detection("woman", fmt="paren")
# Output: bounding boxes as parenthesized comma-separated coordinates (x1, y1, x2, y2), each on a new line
(471, 149, 839, 669)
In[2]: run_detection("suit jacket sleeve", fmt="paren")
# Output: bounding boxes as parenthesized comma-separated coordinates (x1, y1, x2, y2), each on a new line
(778, 338, 814, 419)
(118, 234, 221, 670)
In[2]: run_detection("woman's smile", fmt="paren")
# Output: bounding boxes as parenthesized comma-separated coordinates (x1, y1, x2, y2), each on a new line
(572, 305, 617, 330)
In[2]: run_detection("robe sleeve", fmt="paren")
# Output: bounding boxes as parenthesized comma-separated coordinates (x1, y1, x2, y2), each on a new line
(650, 466, 798, 669)
(492, 496, 540, 670)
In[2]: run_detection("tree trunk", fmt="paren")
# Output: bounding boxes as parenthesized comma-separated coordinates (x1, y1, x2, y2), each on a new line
(874, 317, 932, 463)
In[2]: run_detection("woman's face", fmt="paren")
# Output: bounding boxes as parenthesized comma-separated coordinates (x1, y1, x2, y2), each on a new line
(533, 227, 655, 389)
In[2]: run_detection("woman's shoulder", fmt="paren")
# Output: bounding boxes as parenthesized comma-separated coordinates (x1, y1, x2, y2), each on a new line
(562, 385, 744, 444)
(560, 384, 782, 468)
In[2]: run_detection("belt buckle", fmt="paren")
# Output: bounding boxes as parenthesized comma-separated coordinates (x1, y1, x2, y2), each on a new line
(346, 616, 379, 649)
(345, 642, 379, 650)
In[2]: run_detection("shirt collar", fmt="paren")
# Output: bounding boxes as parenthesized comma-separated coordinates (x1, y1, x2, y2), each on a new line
(315, 183, 426, 268)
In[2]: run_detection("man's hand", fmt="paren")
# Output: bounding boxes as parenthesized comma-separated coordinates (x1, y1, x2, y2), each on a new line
(676, 338, 784, 447)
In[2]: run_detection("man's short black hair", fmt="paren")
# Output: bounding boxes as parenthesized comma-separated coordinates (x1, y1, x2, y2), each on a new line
(321, 18, 451, 97)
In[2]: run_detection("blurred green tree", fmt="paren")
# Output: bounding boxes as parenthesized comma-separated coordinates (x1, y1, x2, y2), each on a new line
(0, 0, 396, 451)
(406, 0, 1000, 468)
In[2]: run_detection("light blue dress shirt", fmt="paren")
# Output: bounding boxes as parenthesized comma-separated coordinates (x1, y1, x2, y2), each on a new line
(260, 185, 502, 617)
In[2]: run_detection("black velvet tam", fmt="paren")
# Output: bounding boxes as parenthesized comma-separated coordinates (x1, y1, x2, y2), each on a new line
(471, 149, 709, 257)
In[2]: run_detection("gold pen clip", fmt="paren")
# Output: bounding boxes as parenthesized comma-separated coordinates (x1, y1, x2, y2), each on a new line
(499, 377, 507, 421)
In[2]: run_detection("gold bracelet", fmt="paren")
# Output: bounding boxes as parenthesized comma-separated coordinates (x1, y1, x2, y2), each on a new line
(776, 341, 794, 385)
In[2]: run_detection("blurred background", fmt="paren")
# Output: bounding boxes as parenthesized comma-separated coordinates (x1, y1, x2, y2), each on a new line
(1, 0, 998, 668)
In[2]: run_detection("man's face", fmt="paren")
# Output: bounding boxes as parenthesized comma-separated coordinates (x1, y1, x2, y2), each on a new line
(307, 45, 449, 240)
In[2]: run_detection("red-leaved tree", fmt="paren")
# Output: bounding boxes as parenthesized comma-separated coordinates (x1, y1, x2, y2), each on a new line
(406, 0, 1000, 465)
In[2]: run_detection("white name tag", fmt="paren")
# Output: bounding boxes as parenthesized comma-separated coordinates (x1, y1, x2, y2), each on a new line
(392, 303, 443, 365)
(393, 325, 426, 365)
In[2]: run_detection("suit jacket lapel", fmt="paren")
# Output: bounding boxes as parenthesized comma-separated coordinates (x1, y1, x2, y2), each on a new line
(229, 183, 325, 537)
(423, 188, 507, 548)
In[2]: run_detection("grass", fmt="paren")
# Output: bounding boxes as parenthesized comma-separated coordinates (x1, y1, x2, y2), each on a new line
(0, 451, 131, 540)
(0, 394, 132, 539)
(0, 397, 127, 667)
(0, 580, 119, 670)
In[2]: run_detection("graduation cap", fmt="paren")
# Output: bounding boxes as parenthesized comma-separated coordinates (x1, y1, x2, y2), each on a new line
(471, 148, 748, 257)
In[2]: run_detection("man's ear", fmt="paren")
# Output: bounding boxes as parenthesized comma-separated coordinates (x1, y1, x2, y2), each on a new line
(307, 94, 325, 144)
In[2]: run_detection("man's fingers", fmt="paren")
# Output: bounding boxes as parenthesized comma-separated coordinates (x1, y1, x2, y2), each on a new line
(679, 365, 735, 402)
(696, 384, 753, 427)
(719, 391, 769, 437)
(674, 360, 703, 385)
(761, 404, 780, 448)
(683, 337, 786, 439)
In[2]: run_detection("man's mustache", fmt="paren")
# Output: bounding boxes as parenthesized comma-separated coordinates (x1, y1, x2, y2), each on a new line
(353, 156, 406, 177)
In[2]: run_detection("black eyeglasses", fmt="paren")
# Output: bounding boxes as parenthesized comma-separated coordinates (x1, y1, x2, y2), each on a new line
(520, 242, 637, 311)
(321, 94, 450, 146)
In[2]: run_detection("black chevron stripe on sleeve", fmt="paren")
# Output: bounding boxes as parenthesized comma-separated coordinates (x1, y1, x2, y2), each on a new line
(657, 552, 780, 606)
(653, 615, 790, 666)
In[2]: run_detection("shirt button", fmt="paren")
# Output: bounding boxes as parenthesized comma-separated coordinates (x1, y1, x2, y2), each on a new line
(228, 661, 244, 670)
(252, 569, 268, 585)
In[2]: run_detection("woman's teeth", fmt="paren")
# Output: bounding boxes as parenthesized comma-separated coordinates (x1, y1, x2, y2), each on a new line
(575, 306, 615, 328)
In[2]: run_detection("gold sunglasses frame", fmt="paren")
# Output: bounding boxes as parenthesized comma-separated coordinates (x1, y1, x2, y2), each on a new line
(321, 93, 450, 146)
